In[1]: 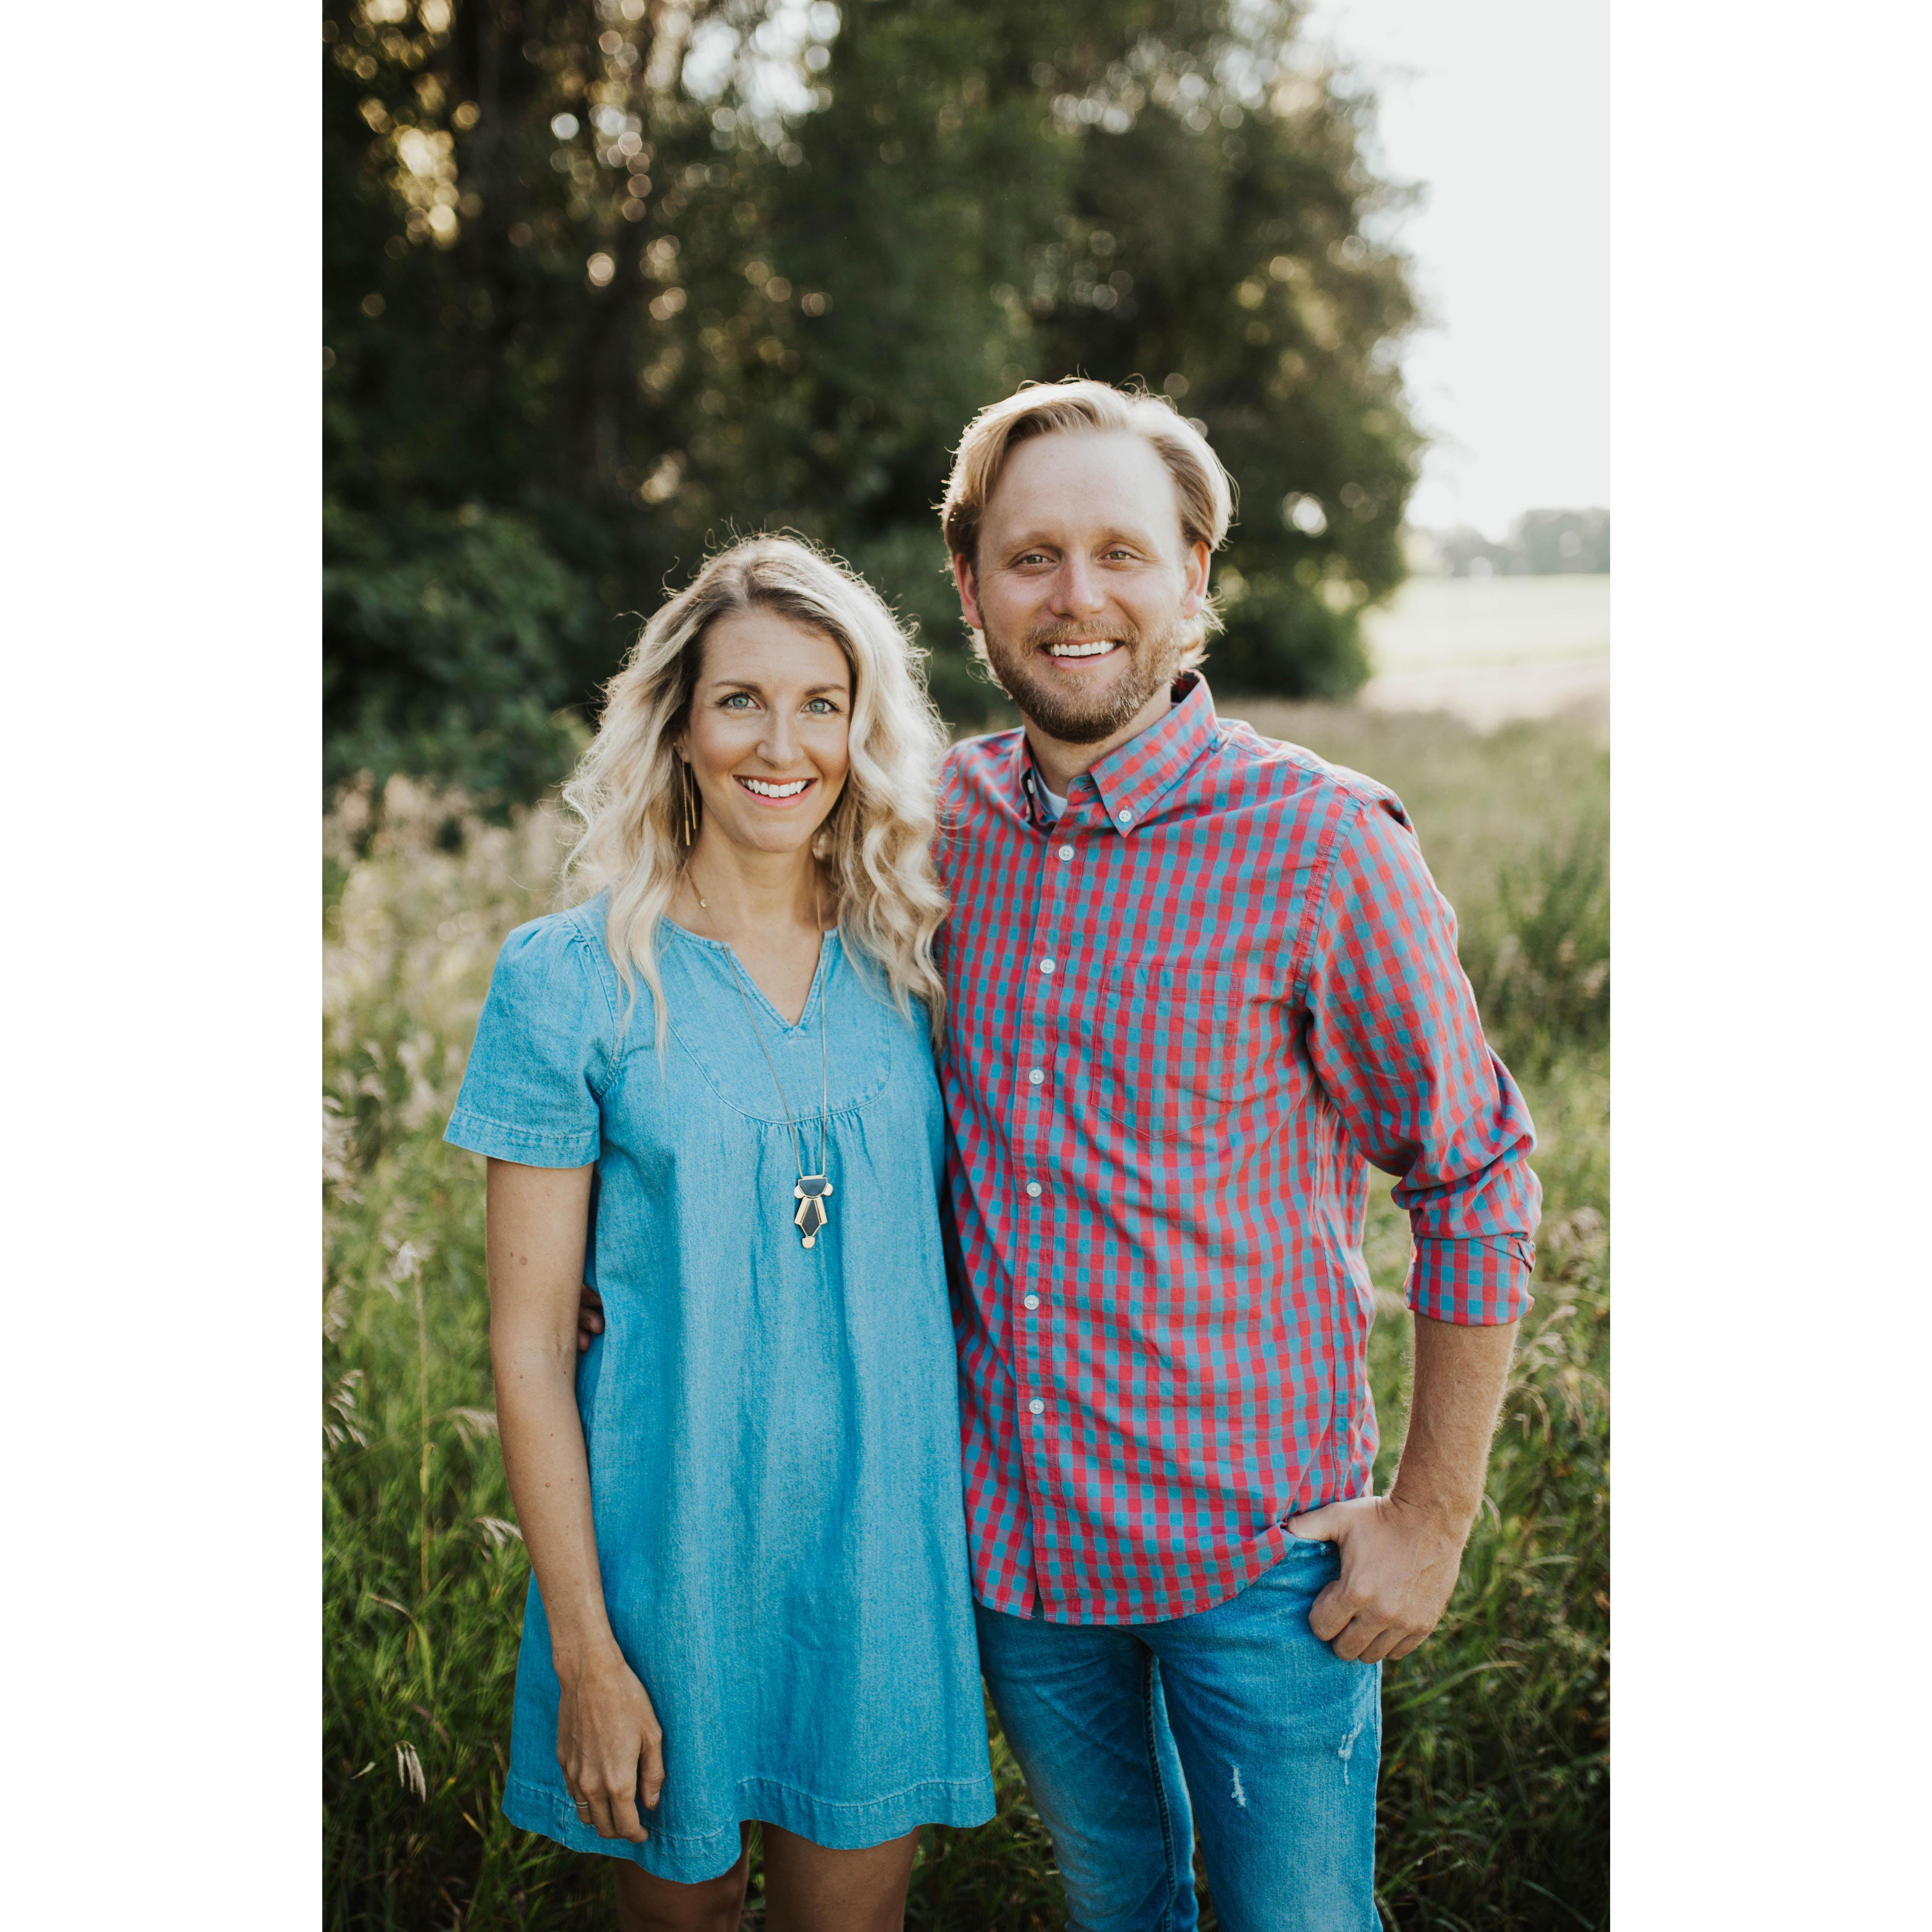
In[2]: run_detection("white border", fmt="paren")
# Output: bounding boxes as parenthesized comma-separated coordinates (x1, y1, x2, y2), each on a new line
(0, 5, 319, 1912)
(4, 1, 1928, 1919)
(1613, 1, 1929, 1921)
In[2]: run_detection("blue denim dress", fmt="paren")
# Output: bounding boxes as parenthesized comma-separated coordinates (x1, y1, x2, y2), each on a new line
(445, 897, 995, 1881)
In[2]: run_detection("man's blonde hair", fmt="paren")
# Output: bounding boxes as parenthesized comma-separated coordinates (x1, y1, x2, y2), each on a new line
(939, 378, 1237, 654)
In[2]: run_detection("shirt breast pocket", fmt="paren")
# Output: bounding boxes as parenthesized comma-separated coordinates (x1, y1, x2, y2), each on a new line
(1081, 962, 1274, 1138)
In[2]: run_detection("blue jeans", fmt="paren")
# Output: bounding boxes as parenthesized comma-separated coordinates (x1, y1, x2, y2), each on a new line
(975, 1542, 1382, 1932)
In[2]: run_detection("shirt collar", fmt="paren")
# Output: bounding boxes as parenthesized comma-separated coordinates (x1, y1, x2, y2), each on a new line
(1012, 670, 1217, 836)
(1017, 760, 1059, 827)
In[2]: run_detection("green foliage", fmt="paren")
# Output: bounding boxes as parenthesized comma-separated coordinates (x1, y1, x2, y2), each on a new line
(1508, 508, 1611, 576)
(323, 707, 1608, 1930)
(1361, 1068, 1609, 1931)
(1458, 814, 1610, 1074)
(1434, 509, 1611, 579)
(833, 523, 1014, 729)
(325, 502, 602, 807)
(1242, 700, 1611, 1059)
(324, 0, 1422, 803)
(1248, 703, 1609, 1928)
(1214, 570, 1372, 699)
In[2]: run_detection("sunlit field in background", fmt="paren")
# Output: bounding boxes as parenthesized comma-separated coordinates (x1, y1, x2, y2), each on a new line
(324, 698, 1608, 1932)
(1357, 575, 1611, 733)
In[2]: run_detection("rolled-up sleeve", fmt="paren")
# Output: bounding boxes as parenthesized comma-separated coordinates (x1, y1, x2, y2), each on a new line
(445, 915, 617, 1169)
(1298, 794, 1539, 1326)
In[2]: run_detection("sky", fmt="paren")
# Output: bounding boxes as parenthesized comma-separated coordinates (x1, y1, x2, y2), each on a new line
(1300, 1, 1609, 538)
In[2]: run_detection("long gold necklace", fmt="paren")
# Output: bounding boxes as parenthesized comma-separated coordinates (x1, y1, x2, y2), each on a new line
(686, 867, 834, 1251)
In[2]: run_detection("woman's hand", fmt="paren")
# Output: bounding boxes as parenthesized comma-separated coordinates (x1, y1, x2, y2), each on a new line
(557, 1640, 666, 1842)
(485, 1159, 659, 1839)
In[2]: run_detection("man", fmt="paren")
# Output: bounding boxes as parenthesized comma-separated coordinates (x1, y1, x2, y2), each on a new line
(929, 380, 1537, 1932)
(578, 379, 1536, 1928)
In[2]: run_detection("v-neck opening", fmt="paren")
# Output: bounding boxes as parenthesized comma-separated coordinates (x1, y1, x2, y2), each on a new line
(666, 919, 835, 1035)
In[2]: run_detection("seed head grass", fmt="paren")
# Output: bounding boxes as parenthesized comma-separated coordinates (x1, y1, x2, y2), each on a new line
(323, 705, 1608, 1930)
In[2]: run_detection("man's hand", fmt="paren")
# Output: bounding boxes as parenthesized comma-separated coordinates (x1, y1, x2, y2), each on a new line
(1288, 1312, 1519, 1664)
(1283, 1496, 1472, 1664)
(576, 1282, 605, 1353)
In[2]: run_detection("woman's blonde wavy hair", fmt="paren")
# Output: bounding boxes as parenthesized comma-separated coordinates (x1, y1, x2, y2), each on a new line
(561, 534, 949, 1046)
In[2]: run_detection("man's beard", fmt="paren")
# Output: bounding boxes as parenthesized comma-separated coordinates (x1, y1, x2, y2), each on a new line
(980, 614, 1190, 745)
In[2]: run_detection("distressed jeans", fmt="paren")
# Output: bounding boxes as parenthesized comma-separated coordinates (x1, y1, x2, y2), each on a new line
(975, 1540, 1382, 1932)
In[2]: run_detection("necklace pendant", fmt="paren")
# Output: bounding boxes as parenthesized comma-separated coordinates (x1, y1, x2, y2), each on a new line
(793, 1175, 833, 1249)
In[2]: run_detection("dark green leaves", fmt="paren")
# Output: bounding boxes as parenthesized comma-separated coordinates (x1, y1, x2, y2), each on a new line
(326, 0, 1426, 802)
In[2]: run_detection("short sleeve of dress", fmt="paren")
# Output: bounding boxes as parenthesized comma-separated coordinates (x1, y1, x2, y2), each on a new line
(445, 913, 617, 1169)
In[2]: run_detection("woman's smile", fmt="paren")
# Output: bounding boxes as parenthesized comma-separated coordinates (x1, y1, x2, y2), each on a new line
(735, 773, 816, 803)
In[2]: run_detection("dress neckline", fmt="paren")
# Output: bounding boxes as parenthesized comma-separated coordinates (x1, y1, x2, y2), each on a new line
(662, 918, 837, 1036)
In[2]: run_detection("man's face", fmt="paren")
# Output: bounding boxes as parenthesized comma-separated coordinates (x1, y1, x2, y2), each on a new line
(955, 430, 1211, 746)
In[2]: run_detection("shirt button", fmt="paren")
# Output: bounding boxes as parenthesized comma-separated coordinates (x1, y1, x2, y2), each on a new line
(1028, 1399, 1045, 1416)
(1025, 1181, 1042, 1197)
(1058, 844, 1073, 860)
(1118, 808, 1133, 824)
(1023, 1293, 1040, 1310)
(1027, 1068, 1044, 1085)
(1039, 958, 1055, 975)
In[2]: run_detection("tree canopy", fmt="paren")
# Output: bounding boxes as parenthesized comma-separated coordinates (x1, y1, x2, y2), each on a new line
(325, 0, 1424, 806)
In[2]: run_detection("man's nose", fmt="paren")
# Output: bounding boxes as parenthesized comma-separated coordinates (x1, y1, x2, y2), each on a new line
(1049, 554, 1107, 619)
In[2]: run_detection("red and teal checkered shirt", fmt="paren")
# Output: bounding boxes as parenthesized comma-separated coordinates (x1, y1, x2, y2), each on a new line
(935, 673, 1540, 1624)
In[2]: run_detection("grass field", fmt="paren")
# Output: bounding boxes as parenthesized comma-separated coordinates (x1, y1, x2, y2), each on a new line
(323, 700, 1608, 1931)
(1360, 575, 1612, 675)
(1354, 575, 1611, 733)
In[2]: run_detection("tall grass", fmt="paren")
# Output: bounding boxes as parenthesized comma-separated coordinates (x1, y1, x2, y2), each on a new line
(324, 703, 1608, 1931)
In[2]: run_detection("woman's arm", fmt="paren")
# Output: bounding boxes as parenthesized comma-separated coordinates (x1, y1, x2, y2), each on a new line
(487, 1156, 664, 1842)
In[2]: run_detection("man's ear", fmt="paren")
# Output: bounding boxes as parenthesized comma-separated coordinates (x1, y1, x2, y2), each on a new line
(1178, 539, 1212, 618)
(952, 549, 986, 632)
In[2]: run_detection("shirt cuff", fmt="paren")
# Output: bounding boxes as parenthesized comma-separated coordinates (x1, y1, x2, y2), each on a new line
(1406, 1234, 1536, 1326)
(443, 1109, 601, 1168)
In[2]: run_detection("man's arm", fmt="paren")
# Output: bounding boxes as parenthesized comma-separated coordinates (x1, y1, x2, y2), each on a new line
(1288, 792, 1538, 1659)
(1288, 1313, 1516, 1663)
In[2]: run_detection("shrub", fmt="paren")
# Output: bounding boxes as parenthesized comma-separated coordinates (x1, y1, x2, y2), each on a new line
(324, 504, 600, 813)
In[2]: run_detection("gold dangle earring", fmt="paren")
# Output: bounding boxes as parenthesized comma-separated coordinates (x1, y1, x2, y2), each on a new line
(680, 758, 697, 846)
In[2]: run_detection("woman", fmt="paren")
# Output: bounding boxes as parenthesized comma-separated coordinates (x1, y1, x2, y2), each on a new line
(444, 535, 994, 1932)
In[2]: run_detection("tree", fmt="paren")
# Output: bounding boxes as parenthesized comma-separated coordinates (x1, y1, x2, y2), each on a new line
(325, 0, 1424, 806)
(1430, 509, 1610, 578)
(1509, 507, 1609, 574)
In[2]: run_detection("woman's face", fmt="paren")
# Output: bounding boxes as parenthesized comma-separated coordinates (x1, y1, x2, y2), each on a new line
(680, 609, 853, 861)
